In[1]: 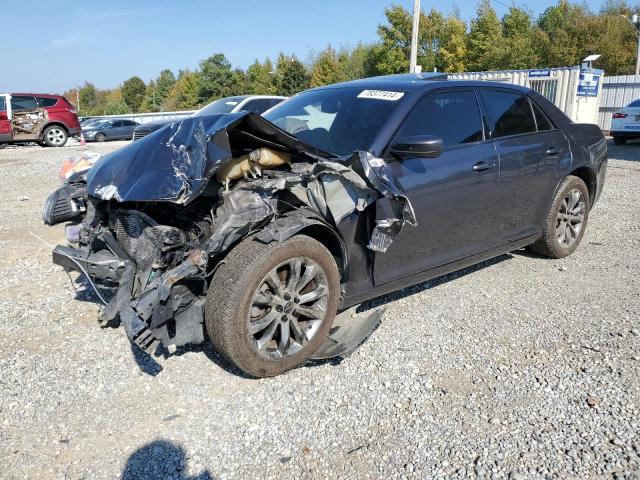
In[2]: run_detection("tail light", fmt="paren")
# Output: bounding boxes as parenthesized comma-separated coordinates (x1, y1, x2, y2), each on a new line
(612, 113, 628, 119)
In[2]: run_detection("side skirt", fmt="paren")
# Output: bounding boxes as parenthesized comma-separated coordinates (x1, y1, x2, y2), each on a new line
(340, 234, 539, 309)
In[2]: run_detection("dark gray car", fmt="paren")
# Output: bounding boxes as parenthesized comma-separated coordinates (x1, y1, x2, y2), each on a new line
(44, 74, 607, 378)
(83, 119, 139, 142)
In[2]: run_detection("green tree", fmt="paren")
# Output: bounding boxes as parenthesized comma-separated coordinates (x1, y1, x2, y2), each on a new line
(247, 59, 277, 95)
(156, 69, 176, 107)
(197, 53, 234, 102)
(275, 54, 310, 96)
(500, 6, 539, 69)
(311, 46, 342, 87)
(121, 76, 146, 112)
(440, 15, 468, 72)
(140, 80, 158, 112)
(165, 71, 200, 110)
(78, 82, 97, 116)
(467, 0, 503, 71)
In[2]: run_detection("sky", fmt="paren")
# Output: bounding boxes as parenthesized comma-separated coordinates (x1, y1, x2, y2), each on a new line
(2, 0, 568, 93)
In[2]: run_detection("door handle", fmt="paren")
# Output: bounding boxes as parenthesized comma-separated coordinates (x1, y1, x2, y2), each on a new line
(472, 161, 496, 172)
(545, 147, 562, 156)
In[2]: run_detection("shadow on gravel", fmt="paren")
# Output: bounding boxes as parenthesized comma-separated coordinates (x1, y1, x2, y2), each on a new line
(122, 439, 214, 479)
(607, 138, 640, 162)
(359, 253, 513, 311)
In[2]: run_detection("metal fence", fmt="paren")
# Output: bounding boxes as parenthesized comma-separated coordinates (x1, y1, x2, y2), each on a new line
(598, 75, 640, 131)
(82, 110, 196, 125)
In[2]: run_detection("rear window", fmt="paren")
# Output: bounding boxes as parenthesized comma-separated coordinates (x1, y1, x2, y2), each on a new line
(531, 100, 554, 131)
(628, 99, 640, 107)
(11, 95, 38, 111)
(482, 90, 537, 138)
(38, 97, 59, 108)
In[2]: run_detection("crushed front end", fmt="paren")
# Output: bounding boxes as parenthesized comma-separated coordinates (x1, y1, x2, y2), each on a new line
(44, 112, 416, 355)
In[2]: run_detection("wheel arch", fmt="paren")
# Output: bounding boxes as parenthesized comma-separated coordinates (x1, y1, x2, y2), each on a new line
(254, 212, 349, 282)
(40, 121, 69, 139)
(568, 166, 597, 206)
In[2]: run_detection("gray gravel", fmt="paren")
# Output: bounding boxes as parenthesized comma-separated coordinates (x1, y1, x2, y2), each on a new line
(1, 139, 639, 479)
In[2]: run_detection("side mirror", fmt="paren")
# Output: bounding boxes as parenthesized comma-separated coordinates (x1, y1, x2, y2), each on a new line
(389, 135, 443, 159)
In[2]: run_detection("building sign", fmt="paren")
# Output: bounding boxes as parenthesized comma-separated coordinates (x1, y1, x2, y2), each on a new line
(577, 71, 601, 97)
(529, 69, 551, 78)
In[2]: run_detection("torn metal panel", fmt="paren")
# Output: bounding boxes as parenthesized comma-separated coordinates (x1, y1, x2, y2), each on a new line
(46, 111, 418, 360)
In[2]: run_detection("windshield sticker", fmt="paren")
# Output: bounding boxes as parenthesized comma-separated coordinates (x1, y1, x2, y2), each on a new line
(357, 90, 405, 101)
(225, 101, 239, 105)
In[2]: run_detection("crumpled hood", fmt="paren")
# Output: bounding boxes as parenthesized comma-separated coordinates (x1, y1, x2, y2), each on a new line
(86, 112, 332, 205)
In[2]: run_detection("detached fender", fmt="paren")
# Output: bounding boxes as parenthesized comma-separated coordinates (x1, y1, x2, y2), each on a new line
(255, 210, 348, 280)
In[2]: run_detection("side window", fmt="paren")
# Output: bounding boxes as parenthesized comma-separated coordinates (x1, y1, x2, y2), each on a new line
(112, 120, 123, 127)
(242, 99, 274, 114)
(531, 100, 554, 131)
(0, 96, 5, 111)
(481, 90, 536, 138)
(38, 97, 59, 108)
(11, 95, 38, 111)
(395, 90, 484, 148)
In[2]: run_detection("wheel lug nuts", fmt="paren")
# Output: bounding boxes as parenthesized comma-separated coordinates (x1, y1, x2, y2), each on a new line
(281, 315, 288, 322)
(283, 293, 291, 301)
(294, 298, 299, 304)
(275, 305, 283, 312)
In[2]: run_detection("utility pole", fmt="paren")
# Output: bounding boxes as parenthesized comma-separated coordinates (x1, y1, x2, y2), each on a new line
(622, 14, 640, 75)
(409, 0, 421, 73)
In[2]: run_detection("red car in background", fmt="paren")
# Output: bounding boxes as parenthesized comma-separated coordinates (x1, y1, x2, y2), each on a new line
(0, 93, 81, 148)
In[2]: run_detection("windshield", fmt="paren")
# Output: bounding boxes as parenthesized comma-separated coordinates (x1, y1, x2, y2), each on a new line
(263, 87, 407, 156)
(196, 96, 247, 116)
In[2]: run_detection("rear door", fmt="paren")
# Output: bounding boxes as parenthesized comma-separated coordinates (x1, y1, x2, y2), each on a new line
(479, 88, 570, 242)
(0, 95, 11, 141)
(121, 120, 138, 139)
(374, 88, 501, 285)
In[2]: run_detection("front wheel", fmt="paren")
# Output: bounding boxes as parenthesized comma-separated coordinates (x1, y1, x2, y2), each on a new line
(95, 133, 106, 142)
(42, 126, 68, 147)
(529, 175, 590, 258)
(205, 235, 340, 377)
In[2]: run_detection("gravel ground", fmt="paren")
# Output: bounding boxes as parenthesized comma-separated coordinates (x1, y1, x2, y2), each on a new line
(1, 139, 639, 480)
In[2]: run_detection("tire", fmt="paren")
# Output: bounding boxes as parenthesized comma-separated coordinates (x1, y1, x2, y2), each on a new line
(613, 136, 627, 145)
(95, 133, 106, 142)
(205, 235, 340, 377)
(529, 175, 590, 259)
(42, 125, 68, 147)
(0, 143, 7, 150)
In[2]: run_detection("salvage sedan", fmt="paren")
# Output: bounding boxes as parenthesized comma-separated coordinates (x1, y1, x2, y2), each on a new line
(43, 74, 607, 377)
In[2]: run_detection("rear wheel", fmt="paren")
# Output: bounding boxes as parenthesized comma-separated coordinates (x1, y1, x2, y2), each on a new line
(205, 235, 340, 377)
(613, 136, 628, 145)
(529, 175, 590, 259)
(42, 126, 68, 147)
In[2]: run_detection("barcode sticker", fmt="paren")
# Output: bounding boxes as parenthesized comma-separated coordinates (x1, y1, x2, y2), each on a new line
(357, 90, 405, 101)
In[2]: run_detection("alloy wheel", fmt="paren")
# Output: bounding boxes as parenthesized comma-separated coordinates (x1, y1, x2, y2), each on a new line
(247, 257, 329, 360)
(46, 128, 66, 146)
(556, 188, 585, 248)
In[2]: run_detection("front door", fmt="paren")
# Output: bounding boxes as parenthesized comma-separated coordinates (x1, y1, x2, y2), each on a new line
(374, 88, 501, 285)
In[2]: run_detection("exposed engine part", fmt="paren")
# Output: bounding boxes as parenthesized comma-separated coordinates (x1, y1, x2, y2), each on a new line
(216, 147, 291, 187)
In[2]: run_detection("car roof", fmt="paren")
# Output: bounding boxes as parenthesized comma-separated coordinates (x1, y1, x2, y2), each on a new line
(245, 95, 288, 99)
(10, 93, 61, 97)
(314, 73, 532, 95)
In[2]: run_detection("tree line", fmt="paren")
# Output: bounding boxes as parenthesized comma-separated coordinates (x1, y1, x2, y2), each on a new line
(66, 0, 639, 116)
